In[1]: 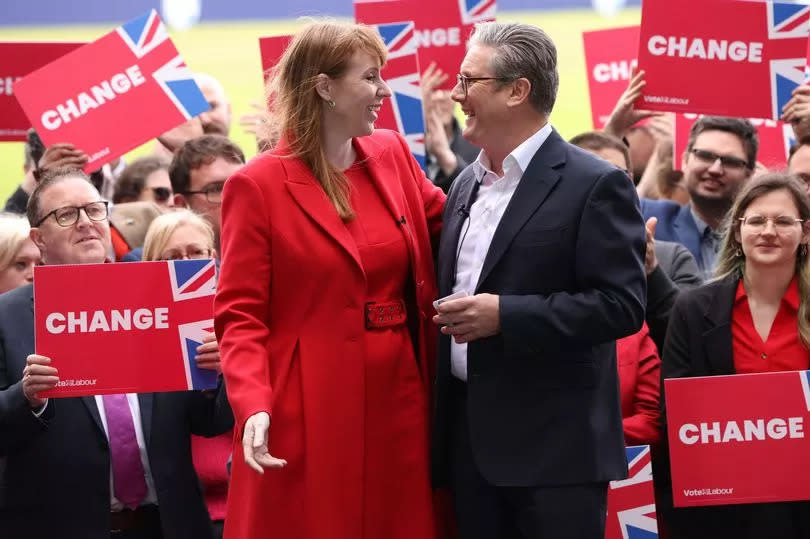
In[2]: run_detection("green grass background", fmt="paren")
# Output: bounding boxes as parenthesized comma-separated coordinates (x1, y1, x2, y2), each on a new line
(0, 8, 641, 202)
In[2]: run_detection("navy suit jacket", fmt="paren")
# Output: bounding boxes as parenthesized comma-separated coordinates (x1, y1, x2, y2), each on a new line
(431, 129, 647, 487)
(640, 199, 704, 269)
(0, 284, 234, 539)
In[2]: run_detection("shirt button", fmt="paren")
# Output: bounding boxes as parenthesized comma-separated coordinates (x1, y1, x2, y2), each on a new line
(761, 353, 767, 360)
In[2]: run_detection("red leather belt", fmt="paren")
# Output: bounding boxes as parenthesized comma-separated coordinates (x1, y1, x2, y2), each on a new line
(365, 300, 407, 329)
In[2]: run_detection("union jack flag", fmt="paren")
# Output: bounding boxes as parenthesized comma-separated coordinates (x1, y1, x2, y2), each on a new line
(116, 9, 170, 59)
(766, 3, 810, 118)
(605, 445, 659, 539)
(458, 0, 497, 25)
(152, 55, 210, 120)
(177, 319, 219, 390)
(768, 3, 810, 39)
(374, 22, 426, 169)
(168, 258, 217, 302)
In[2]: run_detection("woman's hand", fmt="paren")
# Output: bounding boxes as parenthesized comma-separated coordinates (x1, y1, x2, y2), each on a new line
(242, 411, 287, 473)
(195, 332, 221, 373)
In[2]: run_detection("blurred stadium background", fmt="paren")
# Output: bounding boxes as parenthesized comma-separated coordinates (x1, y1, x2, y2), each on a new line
(0, 0, 642, 201)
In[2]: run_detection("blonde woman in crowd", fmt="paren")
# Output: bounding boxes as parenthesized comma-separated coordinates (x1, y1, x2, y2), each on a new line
(0, 213, 41, 295)
(142, 209, 230, 539)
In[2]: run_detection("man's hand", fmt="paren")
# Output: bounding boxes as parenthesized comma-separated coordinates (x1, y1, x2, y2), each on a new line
(645, 217, 658, 275)
(38, 143, 88, 176)
(782, 84, 810, 140)
(604, 69, 661, 139)
(420, 62, 449, 110)
(242, 411, 287, 474)
(195, 332, 221, 373)
(157, 117, 203, 153)
(22, 354, 59, 409)
(432, 293, 500, 344)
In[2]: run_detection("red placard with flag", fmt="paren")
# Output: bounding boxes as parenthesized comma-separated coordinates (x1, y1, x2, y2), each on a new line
(665, 370, 810, 507)
(582, 26, 640, 129)
(605, 445, 659, 539)
(34, 260, 218, 397)
(13, 9, 209, 172)
(354, 0, 495, 90)
(0, 42, 84, 142)
(673, 113, 795, 170)
(638, 0, 809, 119)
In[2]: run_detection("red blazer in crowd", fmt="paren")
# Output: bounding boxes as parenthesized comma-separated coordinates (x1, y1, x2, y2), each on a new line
(617, 322, 662, 446)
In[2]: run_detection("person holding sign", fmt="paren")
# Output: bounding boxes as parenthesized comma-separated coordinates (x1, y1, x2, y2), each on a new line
(662, 173, 810, 537)
(214, 20, 444, 539)
(430, 22, 646, 539)
(0, 169, 233, 539)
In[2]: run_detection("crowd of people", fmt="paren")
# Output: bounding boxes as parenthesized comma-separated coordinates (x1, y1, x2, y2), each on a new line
(1, 16, 810, 539)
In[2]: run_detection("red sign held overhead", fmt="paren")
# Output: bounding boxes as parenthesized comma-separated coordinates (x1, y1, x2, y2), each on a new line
(0, 42, 84, 142)
(665, 370, 810, 507)
(354, 0, 496, 90)
(638, 0, 809, 119)
(582, 26, 640, 129)
(35, 260, 218, 397)
(14, 10, 210, 172)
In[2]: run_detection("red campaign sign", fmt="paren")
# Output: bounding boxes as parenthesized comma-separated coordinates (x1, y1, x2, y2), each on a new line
(354, 0, 496, 90)
(665, 370, 810, 507)
(673, 113, 795, 171)
(582, 26, 639, 129)
(13, 10, 209, 172)
(258, 35, 292, 82)
(0, 42, 84, 142)
(605, 445, 659, 539)
(638, 0, 809, 120)
(35, 260, 218, 397)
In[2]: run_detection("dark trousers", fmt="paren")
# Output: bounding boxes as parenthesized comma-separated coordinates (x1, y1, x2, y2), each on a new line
(109, 505, 163, 539)
(449, 381, 607, 539)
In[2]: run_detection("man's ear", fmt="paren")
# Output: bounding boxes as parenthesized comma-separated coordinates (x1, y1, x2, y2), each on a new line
(30, 227, 45, 253)
(315, 73, 333, 103)
(506, 77, 532, 108)
(173, 193, 189, 208)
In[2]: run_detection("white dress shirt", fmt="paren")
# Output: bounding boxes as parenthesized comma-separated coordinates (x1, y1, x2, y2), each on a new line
(450, 123, 553, 381)
(94, 394, 158, 510)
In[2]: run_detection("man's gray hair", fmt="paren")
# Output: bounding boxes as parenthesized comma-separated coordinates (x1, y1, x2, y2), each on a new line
(469, 22, 558, 116)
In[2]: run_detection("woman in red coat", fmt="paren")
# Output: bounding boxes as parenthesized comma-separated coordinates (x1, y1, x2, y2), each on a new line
(214, 20, 445, 539)
(616, 322, 662, 446)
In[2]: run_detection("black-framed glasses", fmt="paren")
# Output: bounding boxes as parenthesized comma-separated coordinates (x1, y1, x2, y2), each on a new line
(150, 187, 172, 202)
(738, 215, 804, 230)
(159, 247, 213, 261)
(34, 201, 109, 227)
(182, 182, 224, 203)
(455, 73, 512, 99)
(690, 148, 751, 171)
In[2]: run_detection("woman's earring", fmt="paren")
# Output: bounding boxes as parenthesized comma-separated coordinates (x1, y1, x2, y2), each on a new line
(800, 244, 808, 258)
(327, 99, 336, 108)
(735, 246, 743, 258)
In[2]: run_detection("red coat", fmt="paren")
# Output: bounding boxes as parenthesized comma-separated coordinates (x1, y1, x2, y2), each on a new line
(617, 322, 662, 446)
(214, 130, 445, 539)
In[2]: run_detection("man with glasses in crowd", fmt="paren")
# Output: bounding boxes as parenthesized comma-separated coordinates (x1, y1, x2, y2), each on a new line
(170, 135, 245, 253)
(0, 168, 233, 539)
(640, 116, 758, 280)
(430, 21, 646, 539)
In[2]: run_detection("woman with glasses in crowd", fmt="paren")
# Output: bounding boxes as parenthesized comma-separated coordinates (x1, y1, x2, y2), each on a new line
(0, 213, 41, 295)
(142, 209, 229, 539)
(661, 172, 810, 538)
(214, 19, 444, 539)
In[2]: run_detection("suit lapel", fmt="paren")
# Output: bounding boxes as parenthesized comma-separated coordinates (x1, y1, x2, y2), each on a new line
(673, 205, 703, 266)
(475, 130, 565, 292)
(138, 393, 154, 448)
(283, 155, 365, 277)
(438, 172, 477, 296)
(81, 396, 106, 438)
(702, 279, 738, 375)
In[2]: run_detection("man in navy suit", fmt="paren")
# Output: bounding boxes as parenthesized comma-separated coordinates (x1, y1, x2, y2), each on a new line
(0, 169, 233, 539)
(430, 22, 647, 539)
(640, 116, 757, 280)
